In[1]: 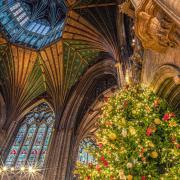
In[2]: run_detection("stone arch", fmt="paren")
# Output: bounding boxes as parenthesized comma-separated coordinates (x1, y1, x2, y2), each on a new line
(44, 59, 118, 180)
(2, 98, 55, 162)
(61, 59, 117, 129)
(17, 98, 54, 124)
(72, 87, 117, 170)
(150, 64, 180, 112)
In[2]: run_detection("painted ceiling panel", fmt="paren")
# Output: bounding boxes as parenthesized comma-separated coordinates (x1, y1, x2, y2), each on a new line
(0, 0, 121, 129)
(0, 44, 45, 129)
(40, 39, 100, 114)
(63, 40, 100, 94)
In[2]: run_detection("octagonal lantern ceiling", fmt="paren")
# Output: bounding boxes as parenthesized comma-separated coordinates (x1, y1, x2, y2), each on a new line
(0, 0, 67, 49)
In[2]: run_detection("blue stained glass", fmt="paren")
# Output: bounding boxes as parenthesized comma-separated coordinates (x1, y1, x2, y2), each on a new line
(5, 125, 27, 166)
(44, 127, 52, 146)
(78, 138, 95, 164)
(15, 146, 29, 168)
(24, 125, 36, 145)
(5, 103, 55, 169)
(14, 125, 27, 145)
(39, 146, 48, 167)
(0, 1, 67, 49)
(15, 125, 36, 167)
(38, 127, 53, 167)
(28, 124, 47, 165)
(34, 125, 46, 145)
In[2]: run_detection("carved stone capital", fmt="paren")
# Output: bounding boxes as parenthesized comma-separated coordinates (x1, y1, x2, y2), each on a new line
(135, 0, 179, 52)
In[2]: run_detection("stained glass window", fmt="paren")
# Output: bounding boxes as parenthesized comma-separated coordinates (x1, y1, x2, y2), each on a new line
(78, 138, 96, 164)
(5, 103, 55, 169)
(0, 1, 67, 49)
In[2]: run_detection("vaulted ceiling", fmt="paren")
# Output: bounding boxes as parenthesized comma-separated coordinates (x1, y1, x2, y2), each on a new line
(0, 0, 127, 129)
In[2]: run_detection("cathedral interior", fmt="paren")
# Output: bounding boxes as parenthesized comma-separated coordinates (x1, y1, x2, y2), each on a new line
(0, 0, 179, 179)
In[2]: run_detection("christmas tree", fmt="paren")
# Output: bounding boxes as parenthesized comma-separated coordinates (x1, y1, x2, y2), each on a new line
(74, 85, 179, 180)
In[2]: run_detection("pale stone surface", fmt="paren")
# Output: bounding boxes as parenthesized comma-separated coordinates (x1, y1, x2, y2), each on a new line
(156, 0, 180, 25)
(142, 47, 180, 85)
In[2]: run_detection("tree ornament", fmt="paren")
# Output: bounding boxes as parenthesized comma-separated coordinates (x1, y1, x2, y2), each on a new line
(119, 169, 124, 176)
(168, 121, 177, 127)
(108, 133, 117, 141)
(150, 151, 158, 158)
(74, 85, 179, 179)
(100, 156, 105, 162)
(122, 129, 127, 137)
(154, 118, 161, 125)
(141, 176, 146, 180)
(119, 170, 126, 180)
(148, 141, 155, 148)
(127, 162, 133, 168)
(103, 160, 108, 167)
(146, 127, 153, 136)
(162, 113, 170, 121)
(127, 175, 133, 180)
(129, 126, 136, 135)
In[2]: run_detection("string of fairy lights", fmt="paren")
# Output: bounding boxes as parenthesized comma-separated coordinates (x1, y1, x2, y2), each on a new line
(0, 155, 60, 180)
(0, 156, 43, 179)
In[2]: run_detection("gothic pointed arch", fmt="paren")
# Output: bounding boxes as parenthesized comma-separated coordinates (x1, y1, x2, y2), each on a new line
(4, 102, 55, 170)
(43, 58, 118, 179)
(150, 64, 180, 114)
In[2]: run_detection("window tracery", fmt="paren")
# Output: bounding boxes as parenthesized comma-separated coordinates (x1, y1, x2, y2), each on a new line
(5, 103, 55, 169)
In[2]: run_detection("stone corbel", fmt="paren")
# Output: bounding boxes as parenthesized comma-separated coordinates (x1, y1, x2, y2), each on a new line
(135, 0, 180, 52)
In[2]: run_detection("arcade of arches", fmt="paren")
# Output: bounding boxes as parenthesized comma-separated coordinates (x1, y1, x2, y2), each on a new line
(0, 0, 179, 179)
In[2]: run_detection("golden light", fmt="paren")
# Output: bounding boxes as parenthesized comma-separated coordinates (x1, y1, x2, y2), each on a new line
(3, 166, 7, 171)
(125, 70, 130, 84)
(10, 167, 15, 171)
(0, 168, 2, 173)
(20, 166, 25, 171)
(28, 166, 36, 174)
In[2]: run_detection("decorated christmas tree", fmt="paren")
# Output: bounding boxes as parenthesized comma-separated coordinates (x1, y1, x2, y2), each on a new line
(74, 85, 179, 180)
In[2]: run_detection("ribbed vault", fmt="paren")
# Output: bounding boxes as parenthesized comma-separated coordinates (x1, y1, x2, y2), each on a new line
(0, 41, 45, 129)
(0, 0, 124, 131)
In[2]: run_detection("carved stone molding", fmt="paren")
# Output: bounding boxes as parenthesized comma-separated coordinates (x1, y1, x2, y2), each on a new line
(135, 0, 180, 52)
(119, 0, 135, 18)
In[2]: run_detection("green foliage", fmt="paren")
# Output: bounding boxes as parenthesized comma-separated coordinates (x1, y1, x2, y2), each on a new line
(74, 85, 180, 180)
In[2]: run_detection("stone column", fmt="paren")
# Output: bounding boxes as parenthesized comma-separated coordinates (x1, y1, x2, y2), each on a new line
(43, 128, 74, 180)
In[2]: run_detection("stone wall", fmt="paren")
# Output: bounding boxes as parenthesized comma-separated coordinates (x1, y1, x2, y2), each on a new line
(142, 47, 180, 85)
